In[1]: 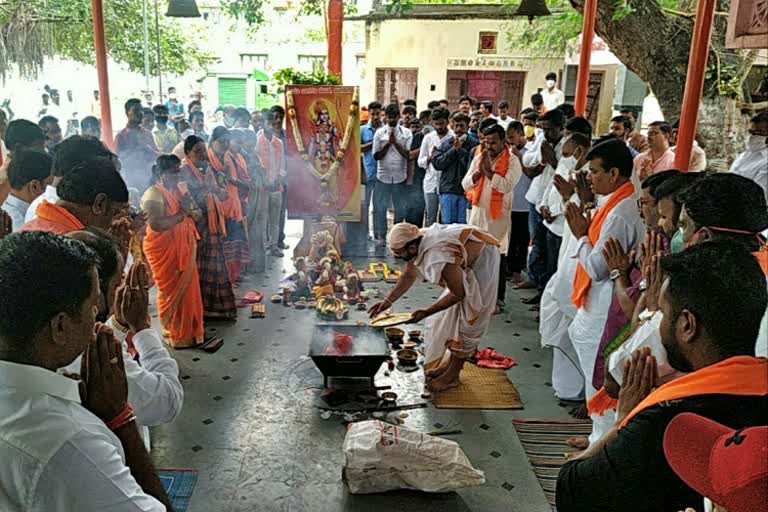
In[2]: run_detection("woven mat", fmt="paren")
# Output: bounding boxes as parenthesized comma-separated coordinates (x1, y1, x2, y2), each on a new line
(158, 469, 198, 512)
(432, 363, 523, 409)
(512, 419, 593, 509)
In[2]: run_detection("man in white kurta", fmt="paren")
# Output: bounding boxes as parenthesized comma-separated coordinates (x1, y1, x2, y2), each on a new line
(462, 124, 520, 309)
(564, 139, 645, 444)
(369, 222, 500, 391)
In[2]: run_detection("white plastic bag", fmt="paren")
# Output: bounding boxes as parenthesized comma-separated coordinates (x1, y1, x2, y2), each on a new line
(342, 420, 486, 494)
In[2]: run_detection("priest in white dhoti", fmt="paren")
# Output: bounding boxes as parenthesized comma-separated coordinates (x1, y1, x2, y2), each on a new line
(563, 139, 645, 444)
(369, 222, 500, 391)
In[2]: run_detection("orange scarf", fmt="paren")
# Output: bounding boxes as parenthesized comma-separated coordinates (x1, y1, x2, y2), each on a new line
(466, 148, 510, 220)
(587, 386, 618, 417)
(619, 356, 768, 429)
(571, 180, 636, 308)
(754, 247, 768, 276)
(207, 149, 243, 222)
(257, 131, 282, 185)
(35, 200, 85, 231)
(183, 159, 226, 235)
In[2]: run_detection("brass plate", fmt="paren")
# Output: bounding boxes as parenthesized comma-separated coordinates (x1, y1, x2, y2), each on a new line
(369, 312, 413, 327)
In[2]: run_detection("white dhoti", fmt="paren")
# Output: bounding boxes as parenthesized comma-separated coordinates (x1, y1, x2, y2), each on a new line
(414, 224, 500, 369)
(540, 227, 583, 400)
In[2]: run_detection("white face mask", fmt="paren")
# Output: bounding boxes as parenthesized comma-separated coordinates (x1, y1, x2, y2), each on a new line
(546, 80, 556, 88)
(746, 134, 766, 152)
(560, 155, 578, 171)
(534, 127, 544, 139)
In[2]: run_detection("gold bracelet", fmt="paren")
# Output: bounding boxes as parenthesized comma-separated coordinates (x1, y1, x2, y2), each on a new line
(110, 316, 131, 334)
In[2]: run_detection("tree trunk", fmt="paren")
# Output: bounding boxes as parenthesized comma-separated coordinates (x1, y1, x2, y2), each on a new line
(569, 0, 752, 163)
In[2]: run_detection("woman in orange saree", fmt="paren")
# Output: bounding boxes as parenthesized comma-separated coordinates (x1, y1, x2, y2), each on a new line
(141, 154, 204, 348)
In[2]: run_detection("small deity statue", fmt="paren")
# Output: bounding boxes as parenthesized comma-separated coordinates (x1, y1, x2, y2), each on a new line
(343, 273, 361, 303)
(308, 230, 335, 263)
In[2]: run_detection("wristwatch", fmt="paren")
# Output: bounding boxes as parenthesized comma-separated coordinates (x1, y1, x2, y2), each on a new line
(583, 201, 595, 210)
(639, 279, 648, 292)
(609, 269, 624, 281)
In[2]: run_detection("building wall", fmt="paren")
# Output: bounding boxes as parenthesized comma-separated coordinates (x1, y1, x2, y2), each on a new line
(362, 18, 563, 112)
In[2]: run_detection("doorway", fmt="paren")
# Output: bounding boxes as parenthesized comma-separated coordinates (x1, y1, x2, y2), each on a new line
(445, 70, 525, 116)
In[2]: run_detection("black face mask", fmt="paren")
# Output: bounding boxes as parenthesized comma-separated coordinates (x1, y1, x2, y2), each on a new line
(156, 116, 169, 124)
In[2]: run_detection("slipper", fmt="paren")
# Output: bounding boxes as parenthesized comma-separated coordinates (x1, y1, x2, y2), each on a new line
(270, 294, 283, 303)
(250, 303, 265, 318)
(512, 281, 536, 290)
(199, 336, 224, 353)
(242, 291, 264, 303)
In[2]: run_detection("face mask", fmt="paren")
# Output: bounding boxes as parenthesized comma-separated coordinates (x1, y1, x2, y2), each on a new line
(169, 93, 177, 100)
(671, 228, 685, 254)
(546, 80, 556, 88)
(746, 134, 767, 151)
(156, 116, 168, 124)
(560, 155, 578, 171)
(524, 125, 535, 138)
(534, 127, 544, 139)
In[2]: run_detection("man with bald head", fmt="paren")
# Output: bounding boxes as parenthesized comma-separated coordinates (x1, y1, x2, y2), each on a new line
(369, 222, 501, 391)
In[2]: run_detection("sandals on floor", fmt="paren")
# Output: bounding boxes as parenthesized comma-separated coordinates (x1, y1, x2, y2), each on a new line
(200, 336, 224, 353)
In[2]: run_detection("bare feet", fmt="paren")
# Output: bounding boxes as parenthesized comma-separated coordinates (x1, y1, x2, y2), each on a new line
(565, 436, 590, 449)
(426, 356, 465, 391)
(425, 365, 448, 382)
(564, 449, 586, 461)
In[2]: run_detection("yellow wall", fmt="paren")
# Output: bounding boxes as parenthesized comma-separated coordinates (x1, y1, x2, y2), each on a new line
(363, 18, 564, 112)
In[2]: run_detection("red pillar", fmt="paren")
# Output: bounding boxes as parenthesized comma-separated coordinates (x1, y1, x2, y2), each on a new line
(573, 0, 597, 117)
(673, 0, 716, 172)
(91, 0, 114, 149)
(327, 0, 343, 80)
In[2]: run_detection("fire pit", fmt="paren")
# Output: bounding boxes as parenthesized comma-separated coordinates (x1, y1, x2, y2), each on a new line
(309, 324, 389, 388)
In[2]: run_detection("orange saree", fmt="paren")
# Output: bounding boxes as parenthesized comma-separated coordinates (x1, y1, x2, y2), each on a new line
(142, 184, 204, 348)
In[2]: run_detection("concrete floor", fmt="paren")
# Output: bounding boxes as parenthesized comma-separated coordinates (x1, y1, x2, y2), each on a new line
(149, 222, 572, 512)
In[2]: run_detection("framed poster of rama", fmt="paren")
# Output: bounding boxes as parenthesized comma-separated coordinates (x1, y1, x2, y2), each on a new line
(284, 85, 361, 221)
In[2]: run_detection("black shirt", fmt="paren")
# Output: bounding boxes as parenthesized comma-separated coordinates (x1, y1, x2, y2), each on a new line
(431, 135, 480, 195)
(410, 132, 426, 188)
(556, 393, 768, 512)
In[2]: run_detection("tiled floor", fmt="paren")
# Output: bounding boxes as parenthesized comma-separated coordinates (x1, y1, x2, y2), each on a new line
(149, 222, 572, 512)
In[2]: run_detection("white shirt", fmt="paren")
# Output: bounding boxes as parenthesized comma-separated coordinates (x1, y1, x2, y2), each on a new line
(25, 184, 58, 223)
(568, 191, 645, 353)
(372, 125, 412, 184)
(63, 319, 183, 450)
(462, 152, 521, 254)
(0, 360, 165, 511)
(730, 145, 768, 205)
(1, 193, 30, 231)
(496, 116, 514, 131)
(541, 87, 565, 111)
(525, 137, 564, 206)
(418, 129, 453, 194)
(538, 159, 585, 237)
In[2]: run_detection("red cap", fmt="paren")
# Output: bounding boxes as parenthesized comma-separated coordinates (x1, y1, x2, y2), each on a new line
(663, 412, 768, 512)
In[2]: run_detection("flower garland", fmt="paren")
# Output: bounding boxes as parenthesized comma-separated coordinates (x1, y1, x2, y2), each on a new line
(286, 87, 359, 183)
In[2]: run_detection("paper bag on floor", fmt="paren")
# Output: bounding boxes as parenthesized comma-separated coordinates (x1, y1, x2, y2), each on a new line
(342, 420, 486, 494)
